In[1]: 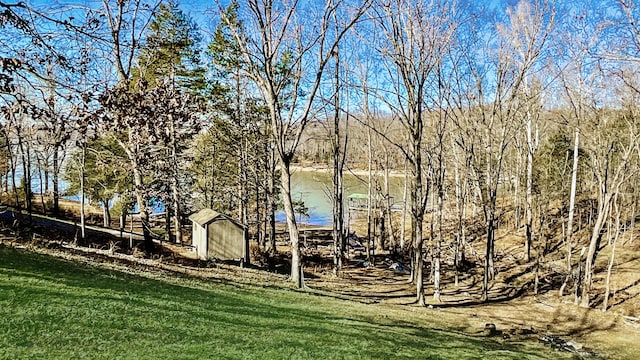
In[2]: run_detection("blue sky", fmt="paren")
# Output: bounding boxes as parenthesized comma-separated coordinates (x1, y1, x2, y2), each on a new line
(21, 0, 567, 33)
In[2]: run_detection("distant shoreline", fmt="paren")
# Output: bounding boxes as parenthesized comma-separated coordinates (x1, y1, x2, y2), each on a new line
(289, 164, 405, 178)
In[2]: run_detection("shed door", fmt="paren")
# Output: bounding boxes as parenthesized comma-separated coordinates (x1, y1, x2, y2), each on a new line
(207, 220, 243, 260)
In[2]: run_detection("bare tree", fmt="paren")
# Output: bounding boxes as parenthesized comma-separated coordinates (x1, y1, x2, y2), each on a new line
(555, 9, 601, 299)
(217, 0, 371, 286)
(555, 0, 640, 306)
(454, 0, 554, 301)
(602, 192, 623, 311)
(320, 45, 349, 275)
(0, 1, 91, 218)
(368, 0, 458, 305)
(580, 108, 639, 306)
(497, 0, 555, 265)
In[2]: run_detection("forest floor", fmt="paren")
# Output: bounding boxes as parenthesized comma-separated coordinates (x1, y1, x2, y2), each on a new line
(282, 227, 640, 359)
(2, 197, 640, 358)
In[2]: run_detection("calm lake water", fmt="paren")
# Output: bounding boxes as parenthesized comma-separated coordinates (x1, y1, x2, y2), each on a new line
(10, 167, 404, 224)
(275, 169, 405, 226)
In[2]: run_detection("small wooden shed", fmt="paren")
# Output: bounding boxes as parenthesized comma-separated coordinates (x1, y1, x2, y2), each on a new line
(189, 209, 249, 263)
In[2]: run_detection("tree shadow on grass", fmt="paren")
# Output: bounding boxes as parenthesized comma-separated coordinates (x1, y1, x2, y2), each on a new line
(0, 245, 571, 359)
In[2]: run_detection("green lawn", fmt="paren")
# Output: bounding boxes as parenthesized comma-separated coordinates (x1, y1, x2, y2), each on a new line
(0, 245, 572, 359)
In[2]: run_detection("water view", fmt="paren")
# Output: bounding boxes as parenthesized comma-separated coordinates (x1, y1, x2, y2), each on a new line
(275, 168, 405, 226)
(9, 167, 403, 223)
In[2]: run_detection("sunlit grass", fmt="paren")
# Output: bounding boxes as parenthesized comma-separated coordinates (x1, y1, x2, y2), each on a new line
(0, 245, 571, 359)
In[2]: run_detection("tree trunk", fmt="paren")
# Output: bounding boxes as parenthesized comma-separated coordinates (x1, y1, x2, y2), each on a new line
(366, 126, 373, 262)
(52, 145, 60, 216)
(453, 154, 462, 287)
(164, 207, 171, 242)
(534, 199, 544, 295)
(412, 125, 426, 306)
(17, 129, 32, 213)
(602, 236, 617, 312)
(384, 150, 395, 251)
(25, 141, 32, 214)
(170, 118, 182, 245)
(401, 158, 408, 250)
(120, 212, 126, 231)
(333, 159, 345, 275)
(414, 224, 425, 306)
(452, 145, 468, 287)
(36, 157, 45, 212)
(256, 166, 263, 247)
(172, 177, 181, 244)
(80, 145, 86, 242)
(44, 165, 49, 195)
(376, 209, 385, 252)
(525, 113, 535, 263)
(432, 108, 447, 301)
(5, 111, 21, 212)
(5, 131, 18, 207)
(409, 200, 417, 284)
(238, 146, 246, 226)
(433, 185, 443, 303)
(267, 145, 277, 254)
(603, 194, 621, 312)
(513, 140, 521, 230)
(565, 128, 580, 280)
(483, 209, 496, 302)
(103, 199, 111, 228)
(581, 192, 612, 307)
(332, 50, 346, 275)
(132, 160, 153, 253)
(280, 159, 302, 287)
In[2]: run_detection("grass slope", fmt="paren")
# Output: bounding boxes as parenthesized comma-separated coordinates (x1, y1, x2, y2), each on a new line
(0, 246, 571, 360)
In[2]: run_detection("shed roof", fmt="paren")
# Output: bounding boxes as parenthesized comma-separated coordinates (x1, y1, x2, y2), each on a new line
(188, 208, 245, 228)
